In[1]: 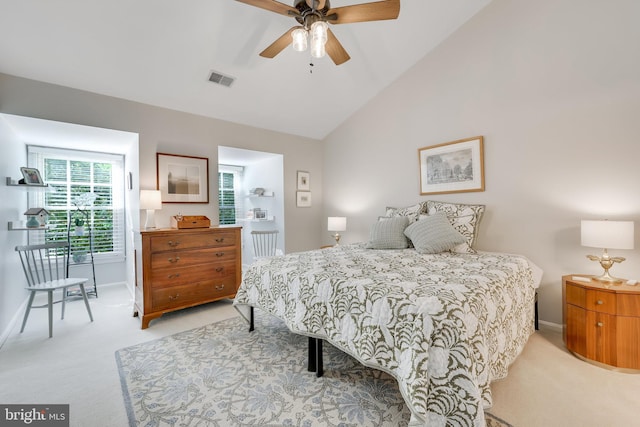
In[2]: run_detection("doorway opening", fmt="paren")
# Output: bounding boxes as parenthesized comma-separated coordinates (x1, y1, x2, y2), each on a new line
(218, 146, 285, 267)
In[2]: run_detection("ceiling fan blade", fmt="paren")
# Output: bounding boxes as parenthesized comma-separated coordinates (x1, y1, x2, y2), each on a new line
(327, 0, 400, 24)
(259, 26, 300, 58)
(325, 29, 350, 65)
(236, 0, 298, 17)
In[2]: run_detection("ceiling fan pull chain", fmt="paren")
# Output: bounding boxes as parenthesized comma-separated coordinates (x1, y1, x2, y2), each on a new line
(309, 61, 314, 74)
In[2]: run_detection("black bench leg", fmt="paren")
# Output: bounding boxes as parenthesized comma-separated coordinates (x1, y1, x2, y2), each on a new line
(535, 292, 539, 330)
(316, 339, 323, 378)
(307, 337, 324, 377)
(308, 337, 316, 372)
(249, 306, 254, 332)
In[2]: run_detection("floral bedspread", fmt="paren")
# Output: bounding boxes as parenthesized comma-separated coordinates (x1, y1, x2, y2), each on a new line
(233, 243, 538, 427)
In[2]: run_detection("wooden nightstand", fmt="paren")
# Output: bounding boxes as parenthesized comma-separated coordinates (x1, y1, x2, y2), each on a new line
(563, 275, 640, 371)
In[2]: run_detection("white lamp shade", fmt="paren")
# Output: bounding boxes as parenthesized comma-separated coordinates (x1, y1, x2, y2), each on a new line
(581, 220, 634, 250)
(328, 216, 346, 232)
(292, 28, 308, 52)
(140, 190, 162, 210)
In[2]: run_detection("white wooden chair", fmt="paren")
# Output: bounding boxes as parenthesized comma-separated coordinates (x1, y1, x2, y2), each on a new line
(16, 241, 94, 338)
(251, 230, 279, 259)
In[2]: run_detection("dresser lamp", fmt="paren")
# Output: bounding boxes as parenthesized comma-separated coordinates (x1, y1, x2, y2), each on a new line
(328, 216, 347, 245)
(140, 190, 162, 230)
(581, 219, 634, 284)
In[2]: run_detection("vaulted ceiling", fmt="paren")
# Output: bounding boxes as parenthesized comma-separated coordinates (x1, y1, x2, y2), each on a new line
(0, 0, 491, 140)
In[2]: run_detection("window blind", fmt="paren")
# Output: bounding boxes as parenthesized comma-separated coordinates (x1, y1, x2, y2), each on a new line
(27, 145, 126, 262)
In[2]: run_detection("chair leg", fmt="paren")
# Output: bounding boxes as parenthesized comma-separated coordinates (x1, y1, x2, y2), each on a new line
(48, 291, 54, 338)
(79, 284, 94, 322)
(20, 291, 36, 333)
(61, 288, 67, 320)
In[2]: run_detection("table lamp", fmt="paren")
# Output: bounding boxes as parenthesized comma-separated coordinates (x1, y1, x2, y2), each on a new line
(581, 219, 634, 284)
(328, 216, 347, 245)
(140, 190, 162, 229)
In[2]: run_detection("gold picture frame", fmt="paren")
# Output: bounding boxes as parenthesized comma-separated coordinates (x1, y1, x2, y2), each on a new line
(418, 136, 484, 195)
(157, 153, 209, 203)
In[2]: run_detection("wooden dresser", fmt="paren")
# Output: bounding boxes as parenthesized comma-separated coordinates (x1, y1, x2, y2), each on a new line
(563, 275, 640, 370)
(134, 227, 242, 329)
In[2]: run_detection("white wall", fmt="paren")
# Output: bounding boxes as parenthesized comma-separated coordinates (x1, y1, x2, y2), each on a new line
(322, 0, 640, 324)
(0, 117, 28, 342)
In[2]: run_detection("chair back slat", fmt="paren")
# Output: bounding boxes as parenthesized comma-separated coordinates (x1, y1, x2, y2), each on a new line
(251, 230, 278, 259)
(15, 242, 70, 287)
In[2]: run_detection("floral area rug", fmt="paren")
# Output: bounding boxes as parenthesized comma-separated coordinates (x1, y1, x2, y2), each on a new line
(115, 311, 512, 427)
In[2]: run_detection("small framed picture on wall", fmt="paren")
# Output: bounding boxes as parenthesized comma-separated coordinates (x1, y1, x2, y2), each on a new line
(297, 171, 310, 191)
(296, 191, 311, 207)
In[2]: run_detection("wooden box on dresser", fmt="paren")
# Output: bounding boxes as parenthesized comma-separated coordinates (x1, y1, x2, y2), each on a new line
(563, 275, 640, 371)
(134, 227, 242, 329)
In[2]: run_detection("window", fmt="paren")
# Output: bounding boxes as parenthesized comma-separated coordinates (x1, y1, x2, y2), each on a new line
(28, 146, 126, 262)
(218, 165, 243, 225)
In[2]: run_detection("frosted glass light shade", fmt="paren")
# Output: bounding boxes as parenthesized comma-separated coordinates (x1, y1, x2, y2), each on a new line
(581, 220, 634, 249)
(328, 216, 347, 232)
(292, 28, 308, 52)
(140, 190, 162, 210)
(310, 21, 328, 43)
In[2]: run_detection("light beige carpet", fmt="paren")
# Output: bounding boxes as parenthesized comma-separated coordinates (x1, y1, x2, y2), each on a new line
(1, 284, 638, 427)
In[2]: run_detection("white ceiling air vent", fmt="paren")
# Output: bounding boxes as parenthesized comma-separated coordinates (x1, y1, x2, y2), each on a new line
(208, 70, 235, 88)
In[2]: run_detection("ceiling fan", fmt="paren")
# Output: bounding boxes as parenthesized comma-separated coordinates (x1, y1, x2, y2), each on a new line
(236, 0, 400, 65)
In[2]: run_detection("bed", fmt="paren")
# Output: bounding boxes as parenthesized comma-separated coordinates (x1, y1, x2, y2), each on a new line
(233, 201, 542, 427)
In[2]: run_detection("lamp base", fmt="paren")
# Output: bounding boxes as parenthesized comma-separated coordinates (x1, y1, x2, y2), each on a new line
(586, 250, 626, 286)
(332, 233, 341, 245)
(144, 209, 157, 230)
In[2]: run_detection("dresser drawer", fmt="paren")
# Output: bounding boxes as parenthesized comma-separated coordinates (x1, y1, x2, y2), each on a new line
(566, 283, 586, 308)
(151, 277, 237, 311)
(585, 290, 616, 315)
(151, 247, 237, 269)
(150, 231, 238, 252)
(150, 261, 236, 289)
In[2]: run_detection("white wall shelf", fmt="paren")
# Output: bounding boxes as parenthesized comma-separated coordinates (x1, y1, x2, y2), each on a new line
(6, 177, 49, 188)
(8, 221, 49, 231)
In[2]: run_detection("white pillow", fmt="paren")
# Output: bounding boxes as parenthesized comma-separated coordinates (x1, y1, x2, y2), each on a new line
(385, 202, 428, 224)
(365, 216, 410, 249)
(404, 213, 467, 254)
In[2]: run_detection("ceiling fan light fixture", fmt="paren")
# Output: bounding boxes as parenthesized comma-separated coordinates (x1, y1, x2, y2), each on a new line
(292, 28, 308, 52)
(310, 21, 328, 43)
(310, 39, 326, 58)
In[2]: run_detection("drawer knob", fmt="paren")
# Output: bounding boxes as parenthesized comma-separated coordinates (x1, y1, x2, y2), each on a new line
(169, 293, 180, 301)
(597, 322, 604, 327)
(168, 273, 180, 279)
(215, 252, 225, 257)
(168, 257, 181, 263)
(215, 238, 225, 243)
(215, 267, 224, 273)
(167, 240, 180, 247)
(596, 300, 604, 305)
(215, 284, 225, 291)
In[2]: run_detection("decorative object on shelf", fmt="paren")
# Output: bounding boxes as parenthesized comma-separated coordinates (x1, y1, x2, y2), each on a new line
(254, 209, 268, 220)
(328, 216, 347, 245)
(19, 167, 45, 185)
(140, 189, 162, 229)
(24, 208, 49, 228)
(157, 152, 209, 203)
(418, 136, 485, 195)
(170, 215, 211, 229)
(297, 171, 310, 191)
(581, 219, 635, 284)
(296, 191, 311, 208)
(250, 187, 265, 196)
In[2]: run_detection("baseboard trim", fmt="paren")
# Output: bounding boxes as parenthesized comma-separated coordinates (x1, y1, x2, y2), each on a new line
(0, 297, 28, 350)
(538, 320, 562, 332)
